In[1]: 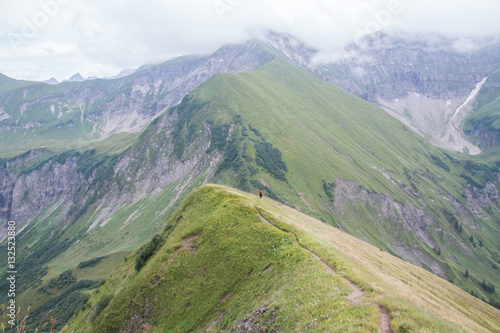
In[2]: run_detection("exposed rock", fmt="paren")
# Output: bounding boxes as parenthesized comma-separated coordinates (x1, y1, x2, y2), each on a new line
(264, 32, 500, 154)
(0, 41, 276, 147)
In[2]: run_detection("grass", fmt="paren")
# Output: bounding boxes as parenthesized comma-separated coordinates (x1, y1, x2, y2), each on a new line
(463, 67, 500, 157)
(0, 131, 140, 158)
(63, 185, 377, 332)
(4, 56, 500, 325)
(63, 184, 500, 332)
(185, 57, 500, 302)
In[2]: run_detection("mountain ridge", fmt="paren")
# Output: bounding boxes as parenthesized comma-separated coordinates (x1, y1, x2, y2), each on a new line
(62, 184, 500, 333)
(1, 36, 500, 330)
(0, 41, 276, 157)
(263, 31, 500, 154)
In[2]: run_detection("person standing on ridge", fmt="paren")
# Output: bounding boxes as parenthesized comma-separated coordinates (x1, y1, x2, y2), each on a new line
(259, 190, 263, 198)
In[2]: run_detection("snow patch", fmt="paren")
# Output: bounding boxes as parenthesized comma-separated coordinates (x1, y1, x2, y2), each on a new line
(453, 77, 488, 121)
(414, 93, 421, 98)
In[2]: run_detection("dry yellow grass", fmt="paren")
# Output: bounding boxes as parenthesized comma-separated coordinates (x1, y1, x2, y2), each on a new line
(219, 185, 500, 332)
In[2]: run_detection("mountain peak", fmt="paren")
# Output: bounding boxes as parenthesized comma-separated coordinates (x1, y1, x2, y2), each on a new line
(44, 77, 59, 85)
(66, 73, 85, 82)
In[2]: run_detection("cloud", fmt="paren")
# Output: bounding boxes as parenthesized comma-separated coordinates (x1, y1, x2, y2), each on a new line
(1, 0, 500, 81)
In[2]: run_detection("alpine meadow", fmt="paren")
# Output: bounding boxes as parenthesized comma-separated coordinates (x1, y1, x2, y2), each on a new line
(1, 30, 500, 332)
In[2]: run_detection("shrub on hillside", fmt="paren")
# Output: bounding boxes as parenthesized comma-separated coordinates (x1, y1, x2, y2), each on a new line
(430, 154, 450, 172)
(135, 234, 165, 271)
(322, 179, 336, 201)
(78, 256, 105, 269)
(48, 269, 77, 289)
(480, 279, 496, 293)
(26, 280, 99, 331)
(92, 294, 114, 322)
(254, 140, 287, 182)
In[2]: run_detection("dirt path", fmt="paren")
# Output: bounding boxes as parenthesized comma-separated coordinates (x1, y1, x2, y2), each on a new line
(258, 212, 392, 332)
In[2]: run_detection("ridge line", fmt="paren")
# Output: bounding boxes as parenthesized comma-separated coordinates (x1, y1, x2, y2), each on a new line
(256, 209, 392, 333)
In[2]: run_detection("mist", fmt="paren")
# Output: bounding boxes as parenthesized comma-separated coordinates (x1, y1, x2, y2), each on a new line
(1, 0, 499, 81)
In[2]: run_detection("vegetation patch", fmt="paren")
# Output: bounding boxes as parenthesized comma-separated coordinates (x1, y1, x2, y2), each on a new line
(48, 270, 77, 289)
(91, 294, 115, 322)
(25, 280, 99, 332)
(135, 234, 165, 271)
(322, 179, 336, 201)
(430, 154, 450, 172)
(78, 256, 106, 269)
(209, 123, 230, 151)
(170, 94, 206, 159)
(254, 140, 288, 182)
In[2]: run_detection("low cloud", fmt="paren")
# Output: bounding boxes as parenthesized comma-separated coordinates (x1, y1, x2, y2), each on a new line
(1, 0, 499, 81)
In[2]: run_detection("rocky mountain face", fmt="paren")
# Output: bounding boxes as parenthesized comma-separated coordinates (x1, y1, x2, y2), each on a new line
(265, 32, 500, 154)
(0, 41, 275, 155)
(0, 97, 219, 240)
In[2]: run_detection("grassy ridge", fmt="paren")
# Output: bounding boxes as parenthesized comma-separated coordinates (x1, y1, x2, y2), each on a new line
(65, 185, 377, 332)
(4, 56, 500, 326)
(64, 185, 500, 332)
(183, 58, 500, 302)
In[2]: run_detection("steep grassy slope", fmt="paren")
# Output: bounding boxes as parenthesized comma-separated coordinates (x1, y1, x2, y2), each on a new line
(185, 58, 500, 302)
(0, 42, 275, 158)
(63, 185, 500, 333)
(2, 56, 500, 327)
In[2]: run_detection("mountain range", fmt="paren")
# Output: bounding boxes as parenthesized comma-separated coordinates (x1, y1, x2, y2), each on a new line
(0, 31, 499, 331)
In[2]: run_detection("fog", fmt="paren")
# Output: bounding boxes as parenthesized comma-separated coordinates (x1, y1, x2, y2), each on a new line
(1, 0, 499, 81)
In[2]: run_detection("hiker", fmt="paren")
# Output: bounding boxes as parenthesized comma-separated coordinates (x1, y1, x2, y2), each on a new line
(259, 190, 263, 198)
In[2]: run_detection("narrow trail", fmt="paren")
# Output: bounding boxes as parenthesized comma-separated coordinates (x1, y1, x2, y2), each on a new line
(258, 212, 392, 333)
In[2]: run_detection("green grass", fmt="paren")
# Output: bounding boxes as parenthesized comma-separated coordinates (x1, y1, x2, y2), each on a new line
(463, 67, 500, 155)
(63, 185, 500, 332)
(4, 55, 500, 325)
(0, 128, 140, 158)
(177, 57, 500, 302)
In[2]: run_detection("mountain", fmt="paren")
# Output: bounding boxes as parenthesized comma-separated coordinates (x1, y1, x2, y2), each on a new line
(65, 73, 85, 82)
(109, 68, 137, 79)
(0, 41, 275, 157)
(265, 31, 500, 154)
(44, 77, 60, 85)
(61, 185, 500, 332)
(463, 67, 500, 156)
(1, 34, 500, 330)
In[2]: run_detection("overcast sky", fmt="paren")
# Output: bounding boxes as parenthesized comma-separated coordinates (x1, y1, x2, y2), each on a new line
(1, 0, 499, 81)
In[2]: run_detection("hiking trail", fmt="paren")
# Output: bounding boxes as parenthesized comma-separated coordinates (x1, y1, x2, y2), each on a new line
(258, 212, 392, 333)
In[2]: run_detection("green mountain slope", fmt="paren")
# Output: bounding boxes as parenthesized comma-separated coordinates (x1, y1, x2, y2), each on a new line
(464, 67, 500, 159)
(0, 73, 33, 95)
(2, 56, 500, 328)
(0, 42, 275, 158)
(181, 58, 500, 300)
(63, 184, 500, 333)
